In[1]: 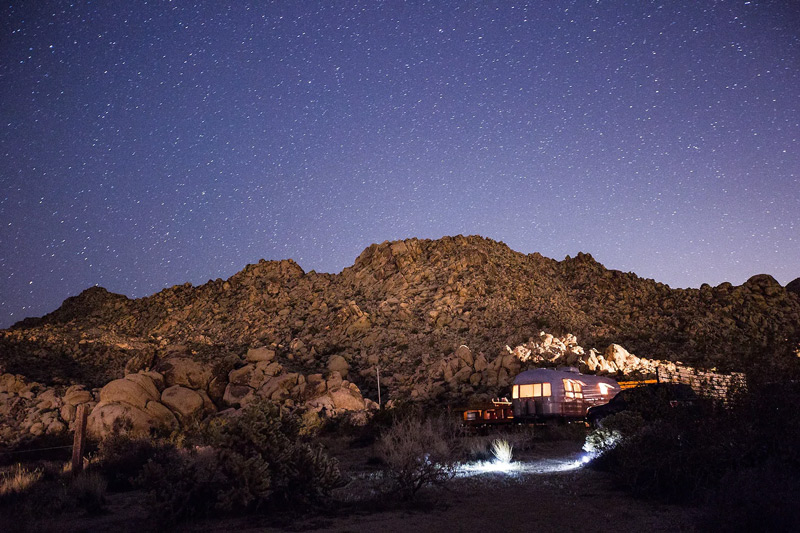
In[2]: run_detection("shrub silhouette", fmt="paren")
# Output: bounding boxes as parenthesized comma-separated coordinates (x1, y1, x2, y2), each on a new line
(376, 415, 461, 499)
(133, 399, 341, 523)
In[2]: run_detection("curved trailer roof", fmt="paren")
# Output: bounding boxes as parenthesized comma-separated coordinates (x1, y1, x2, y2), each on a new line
(513, 367, 618, 388)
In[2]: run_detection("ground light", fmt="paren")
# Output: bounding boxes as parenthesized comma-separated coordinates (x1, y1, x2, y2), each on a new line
(456, 453, 587, 478)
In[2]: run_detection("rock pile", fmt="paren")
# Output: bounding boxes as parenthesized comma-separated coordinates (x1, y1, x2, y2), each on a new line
(505, 332, 669, 375)
(0, 373, 95, 444)
(393, 332, 679, 403)
(1, 343, 376, 445)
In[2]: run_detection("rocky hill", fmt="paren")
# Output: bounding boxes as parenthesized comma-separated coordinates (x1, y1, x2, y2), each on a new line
(2, 235, 799, 445)
(2, 235, 800, 396)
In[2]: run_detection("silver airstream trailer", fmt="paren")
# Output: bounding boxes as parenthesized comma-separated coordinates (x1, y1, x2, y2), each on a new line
(512, 367, 619, 419)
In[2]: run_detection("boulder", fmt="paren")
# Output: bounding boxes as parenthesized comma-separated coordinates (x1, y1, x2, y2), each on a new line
(304, 374, 327, 398)
(124, 373, 160, 400)
(45, 419, 66, 435)
(229, 364, 255, 385)
(455, 345, 474, 366)
(330, 388, 366, 411)
(326, 371, 344, 390)
(0, 374, 25, 394)
(140, 371, 166, 391)
(223, 383, 255, 408)
(63, 386, 93, 406)
(60, 404, 77, 423)
(35, 389, 60, 410)
(87, 402, 159, 438)
(327, 355, 350, 376)
(246, 347, 275, 363)
(259, 374, 298, 401)
(604, 344, 627, 367)
(161, 385, 204, 420)
(454, 366, 473, 383)
(581, 349, 600, 372)
(99, 378, 158, 409)
(145, 400, 179, 430)
(207, 376, 227, 405)
(157, 357, 211, 390)
(257, 360, 282, 377)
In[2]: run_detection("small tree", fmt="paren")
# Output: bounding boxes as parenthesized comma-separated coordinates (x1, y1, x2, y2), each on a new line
(376, 415, 461, 500)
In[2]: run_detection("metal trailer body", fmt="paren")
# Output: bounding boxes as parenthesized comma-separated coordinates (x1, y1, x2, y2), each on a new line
(512, 367, 620, 419)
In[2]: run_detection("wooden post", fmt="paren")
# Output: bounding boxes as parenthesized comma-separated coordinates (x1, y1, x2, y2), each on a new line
(71, 403, 88, 475)
(376, 365, 381, 409)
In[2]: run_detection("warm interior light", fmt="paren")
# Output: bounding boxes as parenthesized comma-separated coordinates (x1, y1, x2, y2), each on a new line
(598, 383, 614, 396)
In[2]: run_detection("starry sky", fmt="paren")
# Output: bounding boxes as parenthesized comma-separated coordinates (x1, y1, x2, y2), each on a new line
(1, 1, 798, 328)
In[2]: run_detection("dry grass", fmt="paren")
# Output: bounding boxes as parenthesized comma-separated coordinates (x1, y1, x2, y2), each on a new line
(70, 471, 108, 514)
(0, 463, 43, 499)
(490, 439, 513, 464)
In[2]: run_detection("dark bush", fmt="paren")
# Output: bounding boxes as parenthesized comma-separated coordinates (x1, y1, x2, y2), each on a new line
(587, 376, 800, 521)
(94, 431, 167, 491)
(702, 460, 800, 532)
(135, 399, 341, 524)
(376, 415, 462, 500)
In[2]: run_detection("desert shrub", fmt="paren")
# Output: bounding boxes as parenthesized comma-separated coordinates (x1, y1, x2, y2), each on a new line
(588, 378, 800, 510)
(490, 439, 513, 464)
(93, 431, 167, 491)
(584, 411, 644, 464)
(463, 436, 493, 462)
(376, 415, 462, 499)
(199, 400, 341, 505)
(298, 409, 324, 437)
(137, 399, 341, 524)
(0, 463, 110, 527)
(137, 446, 224, 524)
(463, 426, 544, 462)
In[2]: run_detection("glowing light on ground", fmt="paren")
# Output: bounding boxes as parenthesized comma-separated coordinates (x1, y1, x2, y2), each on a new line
(456, 454, 587, 478)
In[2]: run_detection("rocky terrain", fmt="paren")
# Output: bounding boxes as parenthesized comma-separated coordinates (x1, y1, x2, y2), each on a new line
(1, 235, 799, 445)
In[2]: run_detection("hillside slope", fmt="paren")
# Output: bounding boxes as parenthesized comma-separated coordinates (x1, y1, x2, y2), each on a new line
(2, 235, 799, 392)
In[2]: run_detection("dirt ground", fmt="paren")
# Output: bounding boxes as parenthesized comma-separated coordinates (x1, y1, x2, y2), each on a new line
(22, 440, 702, 533)
(191, 440, 702, 533)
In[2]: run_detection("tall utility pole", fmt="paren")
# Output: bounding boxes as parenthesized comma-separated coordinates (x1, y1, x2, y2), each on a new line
(376, 365, 381, 409)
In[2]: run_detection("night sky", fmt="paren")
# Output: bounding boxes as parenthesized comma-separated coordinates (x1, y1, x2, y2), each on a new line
(1, 1, 798, 328)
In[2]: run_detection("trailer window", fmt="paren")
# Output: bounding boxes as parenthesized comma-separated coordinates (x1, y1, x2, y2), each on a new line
(598, 383, 614, 396)
(516, 383, 552, 398)
(564, 379, 583, 399)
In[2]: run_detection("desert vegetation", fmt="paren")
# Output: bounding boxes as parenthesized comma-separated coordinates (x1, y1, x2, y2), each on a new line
(586, 374, 800, 531)
(374, 414, 462, 499)
(0, 400, 343, 529)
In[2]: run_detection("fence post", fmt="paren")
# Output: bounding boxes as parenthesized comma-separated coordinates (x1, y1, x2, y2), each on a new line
(71, 403, 88, 475)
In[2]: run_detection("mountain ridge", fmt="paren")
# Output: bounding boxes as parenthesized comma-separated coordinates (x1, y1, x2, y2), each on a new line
(2, 235, 799, 391)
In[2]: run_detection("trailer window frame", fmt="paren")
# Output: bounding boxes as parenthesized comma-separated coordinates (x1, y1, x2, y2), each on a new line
(564, 379, 584, 399)
(515, 382, 552, 398)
